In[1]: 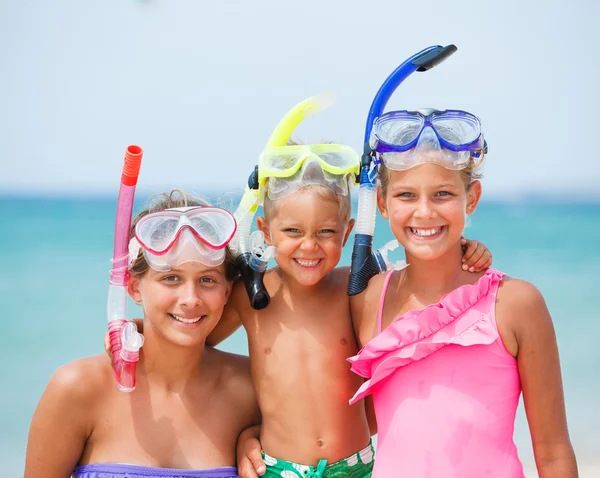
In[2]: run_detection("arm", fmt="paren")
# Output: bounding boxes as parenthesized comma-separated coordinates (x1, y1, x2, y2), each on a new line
(206, 280, 246, 346)
(349, 272, 384, 437)
(24, 361, 95, 478)
(498, 280, 577, 478)
(236, 425, 265, 478)
(365, 395, 377, 436)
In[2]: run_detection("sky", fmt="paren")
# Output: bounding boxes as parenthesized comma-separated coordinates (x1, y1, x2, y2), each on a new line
(1, 0, 599, 200)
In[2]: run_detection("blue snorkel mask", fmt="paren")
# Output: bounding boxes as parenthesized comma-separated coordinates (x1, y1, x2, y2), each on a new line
(347, 45, 459, 296)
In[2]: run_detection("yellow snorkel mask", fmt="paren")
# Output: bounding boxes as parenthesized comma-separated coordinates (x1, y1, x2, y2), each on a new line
(228, 93, 360, 309)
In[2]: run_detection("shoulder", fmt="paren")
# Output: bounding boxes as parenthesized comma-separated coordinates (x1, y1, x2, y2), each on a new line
(49, 354, 111, 397)
(496, 277, 552, 339)
(37, 355, 111, 426)
(206, 348, 255, 406)
(207, 348, 252, 388)
(330, 266, 351, 288)
(497, 277, 548, 314)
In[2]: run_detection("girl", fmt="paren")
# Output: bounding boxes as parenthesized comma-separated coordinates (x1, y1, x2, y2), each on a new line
(349, 109, 577, 477)
(25, 191, 260, 478)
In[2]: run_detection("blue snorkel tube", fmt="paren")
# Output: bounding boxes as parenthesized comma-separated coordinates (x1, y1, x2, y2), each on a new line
(347, 45, 457, 296)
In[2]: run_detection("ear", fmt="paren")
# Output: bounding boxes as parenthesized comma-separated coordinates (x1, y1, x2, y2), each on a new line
(377, 187, 389, 219)
(256, 216, 272, 246)
(128, 275, 143, 303)
(466, 180, 482, 215)
(224, 279, 233, 303)
(342, 218, 355, 247)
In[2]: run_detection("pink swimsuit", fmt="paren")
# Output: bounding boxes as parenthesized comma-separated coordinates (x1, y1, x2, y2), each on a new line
(349, 268, 525, 477)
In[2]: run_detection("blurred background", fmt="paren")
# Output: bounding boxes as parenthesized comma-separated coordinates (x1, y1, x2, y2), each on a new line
(1, 0, 599, 476)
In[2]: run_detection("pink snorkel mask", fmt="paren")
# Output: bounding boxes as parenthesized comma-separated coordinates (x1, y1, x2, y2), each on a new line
(129, 206, 237, 271)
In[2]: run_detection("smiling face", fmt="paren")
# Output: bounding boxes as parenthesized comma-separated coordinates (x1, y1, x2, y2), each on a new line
(377, 161, 481, 263)
(257, 186, 354, 287)
(128, 260, 232, 347)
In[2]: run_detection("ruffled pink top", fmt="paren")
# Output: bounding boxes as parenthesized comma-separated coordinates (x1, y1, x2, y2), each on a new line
(349, 269, 525, 477)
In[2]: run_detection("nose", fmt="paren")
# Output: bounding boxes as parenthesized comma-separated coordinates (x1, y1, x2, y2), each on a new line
(414, 196, 436, 221)
(300, 236, 319, 252)
(179, 281, 203, 309)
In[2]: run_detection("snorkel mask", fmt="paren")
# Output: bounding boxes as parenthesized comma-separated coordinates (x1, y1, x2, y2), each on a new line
(347, 45, 462, 296)
(129, 206, 237, 271)
(370, 108, 487, 170)
(229, 93, 360, 309)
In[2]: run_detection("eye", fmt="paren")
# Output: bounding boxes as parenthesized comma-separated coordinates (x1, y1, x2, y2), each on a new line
(318, 229, 336, 235)
(395, 192, 414, 199)
(284, 228, 301, 235)
(436, 191, 453, 197)
(161, 275, 180, 283)
(199, 276, 218, 284)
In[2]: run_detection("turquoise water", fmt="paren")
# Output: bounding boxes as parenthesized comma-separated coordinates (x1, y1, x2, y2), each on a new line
(1, 196, 599, 475)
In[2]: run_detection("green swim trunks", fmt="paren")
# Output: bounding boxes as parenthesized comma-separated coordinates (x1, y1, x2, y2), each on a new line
(261, 441, 374, 477)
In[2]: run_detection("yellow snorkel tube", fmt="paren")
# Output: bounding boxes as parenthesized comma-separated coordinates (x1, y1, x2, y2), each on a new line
(229, 92, 337, 309)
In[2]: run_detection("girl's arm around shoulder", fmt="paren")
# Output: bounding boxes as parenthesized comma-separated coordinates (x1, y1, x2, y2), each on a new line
(206, 280, 247, 346)
(349, 271, 388, 348)
(25, 355, 110, 478)
(496, 279, 578, 477)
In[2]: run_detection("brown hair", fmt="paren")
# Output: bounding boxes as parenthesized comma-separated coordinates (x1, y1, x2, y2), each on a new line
(377, 155, 485, 197)
(128, 190, 238, 280)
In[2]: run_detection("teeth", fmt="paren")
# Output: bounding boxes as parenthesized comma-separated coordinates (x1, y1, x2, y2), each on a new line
(410, 227, 443, 237)
(171, 314, 203, 324)
(296, 259, 321, 267)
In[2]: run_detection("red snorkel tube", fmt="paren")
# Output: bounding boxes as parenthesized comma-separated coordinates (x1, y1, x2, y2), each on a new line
(107, 145, 145, 392)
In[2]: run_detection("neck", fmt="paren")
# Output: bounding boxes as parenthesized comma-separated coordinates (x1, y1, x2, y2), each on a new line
(403, 243, 466, 299)
(136, 323, 206, 392)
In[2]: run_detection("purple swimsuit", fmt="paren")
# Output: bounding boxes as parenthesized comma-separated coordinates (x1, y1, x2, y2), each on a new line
(72, 463, 238, 478)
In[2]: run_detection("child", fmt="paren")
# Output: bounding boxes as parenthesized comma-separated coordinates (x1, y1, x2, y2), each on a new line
(25, 191, 260, 478)
(205, 102, 493, 477)
(348, 109, 577, 477)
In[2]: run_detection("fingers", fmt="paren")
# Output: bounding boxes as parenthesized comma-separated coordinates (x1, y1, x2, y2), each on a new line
(472, 248, 492, 271)
(237, 447, 265, 477)
(461, 239, 480, 270)
(237, 457, 259, 478)
(461, 240, 492, 272)
(104, 333, 112, 358)
(248, 446, 266, 476)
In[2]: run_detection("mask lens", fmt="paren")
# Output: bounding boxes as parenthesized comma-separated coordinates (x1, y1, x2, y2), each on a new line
(136, 215, 180, 253)
(432, 113, 481, 146)
(377, 114, 424, 147)
(188, 209, 236, 248)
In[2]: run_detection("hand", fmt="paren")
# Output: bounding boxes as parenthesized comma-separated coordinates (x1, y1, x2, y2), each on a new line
(104, 319, 144, 359)
(461, 238, 492, 272)
(237, 425, 265, 478)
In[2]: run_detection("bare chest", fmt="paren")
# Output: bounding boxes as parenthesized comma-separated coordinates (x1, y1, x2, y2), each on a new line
(82, 391, 239, 468)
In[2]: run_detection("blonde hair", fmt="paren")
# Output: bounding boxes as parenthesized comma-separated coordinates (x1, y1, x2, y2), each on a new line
(128, 189, 238, 280)
(263, 184, 352, 223)
(377, 155, 485, 197)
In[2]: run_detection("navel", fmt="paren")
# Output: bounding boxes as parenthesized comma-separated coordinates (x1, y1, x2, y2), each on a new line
(340, 338, 347, 346)
(264, 347, 272, 355)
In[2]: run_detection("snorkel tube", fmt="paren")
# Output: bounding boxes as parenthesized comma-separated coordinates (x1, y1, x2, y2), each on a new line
(347, 45, 457, 296)
(229, 93, 336, 309)
(107, 145, 145, 392)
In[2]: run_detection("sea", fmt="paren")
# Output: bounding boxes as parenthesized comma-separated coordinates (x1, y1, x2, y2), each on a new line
(1, 195, 599, 476)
